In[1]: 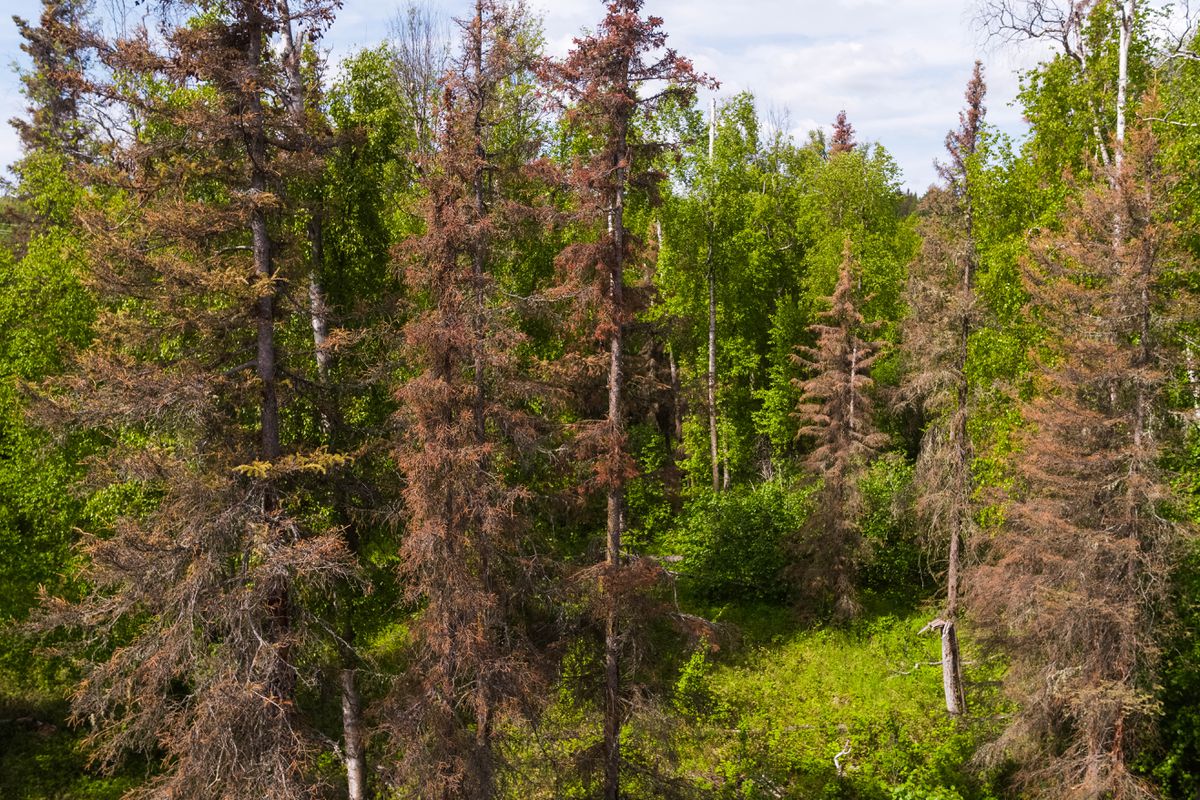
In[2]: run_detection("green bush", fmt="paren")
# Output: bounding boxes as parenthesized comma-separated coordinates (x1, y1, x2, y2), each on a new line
(664, 481, 812, 602)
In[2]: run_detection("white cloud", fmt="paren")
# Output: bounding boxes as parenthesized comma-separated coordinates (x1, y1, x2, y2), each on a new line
(0, 0, 1058, 190)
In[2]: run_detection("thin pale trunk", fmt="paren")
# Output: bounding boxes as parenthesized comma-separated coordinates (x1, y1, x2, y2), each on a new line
(942, 506, 966, 715)
(706, 97, 720, 492)
(341, 659, 367, 800)
(1115, 0, 1134, 166)
(281, 9, 364, 795)
(602, 96, 630, 800)
(668, 346, 683, 444)
(280, 5, 333, 388)
(308, 219, 332, 383)
(707, 263, 719, 491)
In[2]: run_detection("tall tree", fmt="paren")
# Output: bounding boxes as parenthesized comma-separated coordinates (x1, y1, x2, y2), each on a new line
(388, 2, 545, 797)
(538, 2, 712, 796)
(794, 241, 887, 620)
(275, 6, 373, 796)
(830, 109, 856, 156)
(971, 128, 1189, 799)
(33, 2, 355, 796)
(10, 0, 91, 158)
(902, 61, 987, 717)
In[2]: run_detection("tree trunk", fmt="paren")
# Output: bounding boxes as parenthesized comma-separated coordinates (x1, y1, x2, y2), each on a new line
(602, 100, 630, 800)
(942, 524, 966, 716)
(307, 219, 332, 383)
(707, 262, 719, 491)
(241, 1, 291, 713)
(341, 661, 367, 800)
(1115, 0, 1134, 166)
(668, 347, 684, 444)
(280, 9, 364, 796)
(706, 97, 720, 492)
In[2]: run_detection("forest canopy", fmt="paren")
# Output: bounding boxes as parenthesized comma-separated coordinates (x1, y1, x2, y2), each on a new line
(3, 1, 1200, 799)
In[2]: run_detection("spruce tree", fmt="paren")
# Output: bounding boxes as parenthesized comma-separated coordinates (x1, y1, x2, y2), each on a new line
(972, 128, 1189, 799)
(902, 61, 987, 717)
(794, 241, 887, 620)
(538, 2, 712, 795)
(34, 2, 354, 796)
(386, 1, 546, 797)
(830, 109, 856, 156)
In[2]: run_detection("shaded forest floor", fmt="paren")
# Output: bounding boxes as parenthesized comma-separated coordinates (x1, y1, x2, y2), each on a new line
(3, 596, 1011, 800)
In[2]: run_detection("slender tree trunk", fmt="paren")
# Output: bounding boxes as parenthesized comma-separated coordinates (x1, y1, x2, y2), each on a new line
(668, 347, 683, 444)
(471, 1, 488, 446)
(942, 510, 966, 716)
(280, 9, 365, 795)
(468, 10, 495, 794)
(706, 97, 720, 492)
(602, 107, 629, 800)
(279, 5, 334, 389)
(707, 263, 719, 491)
(308, 218, 332, 383)
(241, 2, 292, 712)
(940, 174, 976, 718)
(1115, 0, 1134, 166)
(341, 655, 367, 800)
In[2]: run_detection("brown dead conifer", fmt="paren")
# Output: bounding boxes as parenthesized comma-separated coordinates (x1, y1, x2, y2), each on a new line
(31, 2, 353, 798)
(794, 241, 888, 620)
(537, 2, 714, 796)
(901, 60, 987, 717)
(970, 127, 1190, 799)
(386, 2, 548, 798)
(830, 109, 856, 155)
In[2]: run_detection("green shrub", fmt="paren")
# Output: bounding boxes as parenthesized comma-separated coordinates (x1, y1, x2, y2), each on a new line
(664, 481, 812, 602)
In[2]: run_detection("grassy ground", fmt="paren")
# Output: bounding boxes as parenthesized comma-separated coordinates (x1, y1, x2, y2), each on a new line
(668, 600, 1007, 799)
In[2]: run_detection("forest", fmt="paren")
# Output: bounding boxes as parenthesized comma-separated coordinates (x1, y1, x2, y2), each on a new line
(3, 0, 1200, 798)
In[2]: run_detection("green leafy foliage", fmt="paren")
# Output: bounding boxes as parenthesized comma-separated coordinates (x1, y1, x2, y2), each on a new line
(665, 480, 812, 602)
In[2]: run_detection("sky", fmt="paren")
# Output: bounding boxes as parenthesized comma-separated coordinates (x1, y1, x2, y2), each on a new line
(0, 0, 1054, 192)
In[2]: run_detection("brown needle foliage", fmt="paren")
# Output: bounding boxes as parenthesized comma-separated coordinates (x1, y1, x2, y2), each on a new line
(970, 127, 1191, 799)
(794, 241, 888, 621)
(830, 109, 856, 156)
(901, 61, 987, 717)
(537, 2, 714, 797)
(31, 2, 354, 798)
(386, 2, 548, 798)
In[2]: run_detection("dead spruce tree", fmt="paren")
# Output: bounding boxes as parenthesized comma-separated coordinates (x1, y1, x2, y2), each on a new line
(387, 2, 546, 797)
(971, 127, 1189, 799)
(34, 2, 355, 797)
(538, 1, 712, 796)
(830, 109, 856, 156)
(794, 242, 888, 621)
(901, 61, 987, 717)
